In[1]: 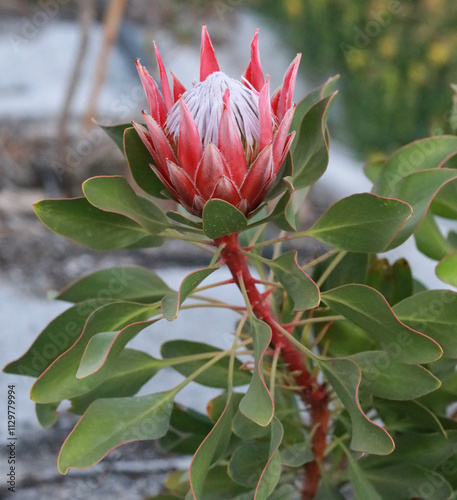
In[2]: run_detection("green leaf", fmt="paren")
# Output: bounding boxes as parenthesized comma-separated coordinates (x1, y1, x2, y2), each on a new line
(431, 178, 457, 219)
(265, 176, 297, 231)
(363, 464, 453, 500)
(323, 319, 376, 358)
(290, 75, 340, 143)
(436, 252, 457, 287)
(319, 358, 395, 455)
(228, 418, 283, 499)
(30, 303, 156, 403)
(57, 266, 172, 304)
(99, 122, 131, 152)
(161, 267, 219, 321)
(322, 284, 443, 364)
(385, 169, 457, 249)
(160, 340, 251, 388)
(228, 442, 270, 488)
(166, 211, 203, 230)
(58, 391, 174, 474)
(124, 126, 167, 198)
(349, 351, 440, 400)
(188, 392, 235, 499)
(34, 198, 147, 250)
(202, 199, 248, 239)
(232, 409, 270, 439)
(160, 404, 213, 455)
(314, 252, 371, 292)
(373, 135, 457, 196)
(3, 300, 104, 377)
(314, 477, 345, 499)
(363, 157, 385, 184)
(82, 176, 169, 232)
(370, 431, 457, 470)
(280, 438, 313, 467)
(239, 319, 274, 427)
(254, 418, 283, 500)
(292, 92, 338, 189)
(69, 349, 163, 414)
(394, 289, 457, 358)
(36, 402, 60, 428)
(365, 258, 413, 306)
(414, 211, 454, 260)
(348, 456, 383, 500)
(267, 251, 320, 311)
(307, 193, 412, 252)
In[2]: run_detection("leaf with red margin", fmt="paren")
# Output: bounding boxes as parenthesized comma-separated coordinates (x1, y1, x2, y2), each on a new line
(30, 302, 156, 403)
(319, 357, 395, 455)
(187, 392, 235, 499)
(267, 250, 320, 311)
(290, 75, 340, 142)
(307, 193, 412, 253)
(57, 266, 172, 304)
(321, 284, 442, 364)
(58, 390, 174, 474)
(3, 299, 107, 377)
(372, 135, 457, 196)
(227, 417, 283, 499)
(34, 198, 148, 251)
(239, 318, 274, 427)
(435, 251, 457, 288)
(292, 92, 338, 189)
(161, 267, 219, 321)
(265, 176, 297, 232)
(254, 417, 284, 499)
(75, 319, 158, 378)
(385, 169, 457, 249)
(124, 126, 168, 198)
(82, 175, 169, 233)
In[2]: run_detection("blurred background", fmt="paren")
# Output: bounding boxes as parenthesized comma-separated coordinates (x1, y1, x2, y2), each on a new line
(2, 0, 457, 293)
(1, 1, 457, 498)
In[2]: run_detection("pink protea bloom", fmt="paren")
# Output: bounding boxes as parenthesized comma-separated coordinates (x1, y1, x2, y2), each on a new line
(132, 26, 301, 217)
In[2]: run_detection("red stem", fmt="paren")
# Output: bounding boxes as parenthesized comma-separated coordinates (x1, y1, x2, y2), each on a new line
(216, 233, 329, 500)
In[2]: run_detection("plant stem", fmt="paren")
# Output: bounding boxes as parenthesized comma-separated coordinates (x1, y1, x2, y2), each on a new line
(216, 232, 329, 500)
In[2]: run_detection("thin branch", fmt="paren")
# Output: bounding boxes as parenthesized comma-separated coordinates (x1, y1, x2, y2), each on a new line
(84, 0, 128, 127)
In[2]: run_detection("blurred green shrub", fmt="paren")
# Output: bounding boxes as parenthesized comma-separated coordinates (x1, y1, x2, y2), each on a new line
(254, 0, 457, 156)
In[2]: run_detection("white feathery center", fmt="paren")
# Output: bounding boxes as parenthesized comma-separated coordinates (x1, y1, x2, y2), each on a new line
(165, 71, 260, 148)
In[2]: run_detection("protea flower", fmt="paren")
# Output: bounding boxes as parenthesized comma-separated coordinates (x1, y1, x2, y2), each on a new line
(132, 26, 300, 217)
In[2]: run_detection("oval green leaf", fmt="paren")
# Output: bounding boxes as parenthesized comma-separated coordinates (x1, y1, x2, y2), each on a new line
(58, 390, 174, 474)
(307, 193, 412, 252)
(319, 358, 395, 455)
(161, 267, 219, 321)
(34, 197, 148, 250)
(322, 284, 443, 364)
(124, 126, 167, 198)
(436, 252, 457, 287)
(57, 266, 172, 304)
(239, 318, 274, 427)
(267, 251, 320, 311)
(393, 289, 457, 358)
(202, 199, 248, 239)
(83, 175, 169, 232)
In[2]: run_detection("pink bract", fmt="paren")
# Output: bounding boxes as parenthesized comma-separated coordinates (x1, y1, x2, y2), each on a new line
(133, 25, 301, 217)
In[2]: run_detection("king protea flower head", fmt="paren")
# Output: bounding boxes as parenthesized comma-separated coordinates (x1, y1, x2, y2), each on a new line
(132, 26, 301, 217)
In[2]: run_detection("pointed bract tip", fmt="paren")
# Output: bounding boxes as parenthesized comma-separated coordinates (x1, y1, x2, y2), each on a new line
(200, 25, 220, 81)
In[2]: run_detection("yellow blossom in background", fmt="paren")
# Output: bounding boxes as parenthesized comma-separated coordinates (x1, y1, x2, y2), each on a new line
(378, 36, 398, 59)
(424, 0, 444, 14)
(347, 49, 368, 70)
(408, 62, 428, 85)
(284, 0, 303, 18)
(427, 41, 451, 67)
